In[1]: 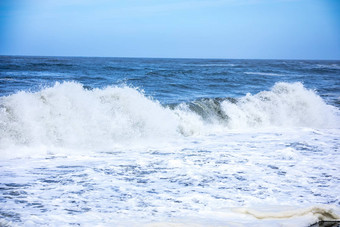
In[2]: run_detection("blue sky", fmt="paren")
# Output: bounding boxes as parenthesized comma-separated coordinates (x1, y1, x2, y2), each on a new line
(0, 0, 339, 59)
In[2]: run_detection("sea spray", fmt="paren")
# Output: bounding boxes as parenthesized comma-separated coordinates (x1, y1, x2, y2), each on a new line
(0, 82, 179, 149)
(0, 82, 338, 149)
(220, 82, 338, 129)
(173, 82, 339, 131)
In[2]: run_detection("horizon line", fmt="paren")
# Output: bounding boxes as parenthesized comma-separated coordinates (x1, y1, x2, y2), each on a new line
(1, 54, 339, 61)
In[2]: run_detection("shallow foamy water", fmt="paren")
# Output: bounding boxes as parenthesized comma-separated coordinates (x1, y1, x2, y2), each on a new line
(1, 127, 339, 226)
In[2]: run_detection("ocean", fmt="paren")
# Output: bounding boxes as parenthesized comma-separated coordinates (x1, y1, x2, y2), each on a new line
(0, 56, 339, 226)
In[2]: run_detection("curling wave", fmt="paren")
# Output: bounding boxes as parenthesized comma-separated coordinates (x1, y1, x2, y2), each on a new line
(0, 81, 338, 148)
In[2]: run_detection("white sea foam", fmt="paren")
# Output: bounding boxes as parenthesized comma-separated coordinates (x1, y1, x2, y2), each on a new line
(0, 119, 339, 226)
(221, 82, 339, 129)
(0, 82, 179, 149)
(1, 126, 339, 226)
(0, 82, 339, 150)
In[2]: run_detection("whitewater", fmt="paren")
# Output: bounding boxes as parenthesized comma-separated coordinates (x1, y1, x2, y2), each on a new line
(0, 56, 340, 226)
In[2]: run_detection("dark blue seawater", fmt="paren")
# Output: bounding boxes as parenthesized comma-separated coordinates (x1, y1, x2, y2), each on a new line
(1, 56, 339, 106)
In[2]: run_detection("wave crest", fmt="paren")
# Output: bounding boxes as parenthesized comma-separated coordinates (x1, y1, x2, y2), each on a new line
(0, 82, 178, 148)
(0, 82, 338, 148)
(220, 82, 338, 129)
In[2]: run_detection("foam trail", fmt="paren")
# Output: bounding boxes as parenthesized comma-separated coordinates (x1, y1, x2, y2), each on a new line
(233, 205, 340, 220)
(231, 205, 340, 227)
(145, 206, 340, 227)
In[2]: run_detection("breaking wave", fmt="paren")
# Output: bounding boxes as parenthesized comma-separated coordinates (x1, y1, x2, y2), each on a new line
(0, 81, 338, 148)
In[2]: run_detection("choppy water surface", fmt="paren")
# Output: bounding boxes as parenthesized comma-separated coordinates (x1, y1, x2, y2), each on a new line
(0, 56, 340, 226)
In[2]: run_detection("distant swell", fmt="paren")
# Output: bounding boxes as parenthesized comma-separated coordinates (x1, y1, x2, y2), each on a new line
(0, 82, 338, 148)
